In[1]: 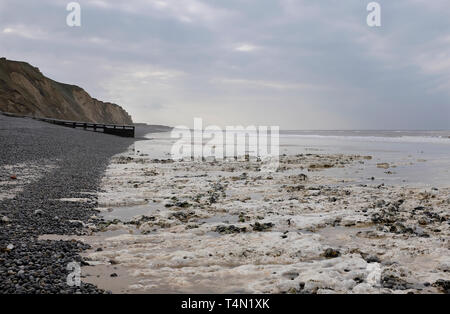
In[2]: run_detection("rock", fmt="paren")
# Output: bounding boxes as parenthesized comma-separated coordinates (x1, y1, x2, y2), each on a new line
(324, 248, 340, 258)
(390, 223, 413, 234)
(418, 218, 429, 225)
(214, 225, 246, 234)
(286, 185, 305, 192)
(364, 255, 381, 263)
(10, 175, 17, 180)
(432, 280, 450, 294)
(170, 211, 195, 223)
(238, 212, 249, 223)
(381, 273, 411, 290)
(288, 173, 308, 183)
(110, 273, 118, 278)
(298, 174, 308, 181)
(6, 243, 14, 251)
(1, 216, 10, 223)
(376, 163, 390, 169)
(34, 209, 43, 215)
(251, 222, 274, 232)
(175, 201, 191, 208)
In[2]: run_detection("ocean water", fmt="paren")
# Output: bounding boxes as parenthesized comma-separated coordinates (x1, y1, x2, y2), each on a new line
(133, 130, 450, 187)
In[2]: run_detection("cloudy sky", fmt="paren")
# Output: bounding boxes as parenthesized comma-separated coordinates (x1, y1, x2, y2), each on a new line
(0, 0, 449, 129)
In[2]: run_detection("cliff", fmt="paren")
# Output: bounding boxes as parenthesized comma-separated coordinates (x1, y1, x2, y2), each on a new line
(0, 58, 133, 124)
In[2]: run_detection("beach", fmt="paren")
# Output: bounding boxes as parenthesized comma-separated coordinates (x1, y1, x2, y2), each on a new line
(39, 130, 450, 294)
(1, 116, 449, 293)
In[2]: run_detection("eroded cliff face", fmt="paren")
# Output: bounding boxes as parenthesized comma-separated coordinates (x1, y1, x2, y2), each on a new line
(0, 58, 133, 124)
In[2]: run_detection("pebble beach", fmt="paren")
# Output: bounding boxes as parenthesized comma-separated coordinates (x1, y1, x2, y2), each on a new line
(0, 114, 133, 293)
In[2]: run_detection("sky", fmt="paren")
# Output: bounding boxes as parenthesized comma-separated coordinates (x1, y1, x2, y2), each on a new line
(0, 0, 449, 129)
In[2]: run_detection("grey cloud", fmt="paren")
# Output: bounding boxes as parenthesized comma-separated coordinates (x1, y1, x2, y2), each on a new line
(0, 0, 448, 129)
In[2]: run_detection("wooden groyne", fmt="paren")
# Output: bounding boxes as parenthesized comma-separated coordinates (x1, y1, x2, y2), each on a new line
(0, 111, 135, 138)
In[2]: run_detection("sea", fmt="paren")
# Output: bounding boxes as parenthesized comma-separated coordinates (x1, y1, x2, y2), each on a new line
(132, 129, 450, 188)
